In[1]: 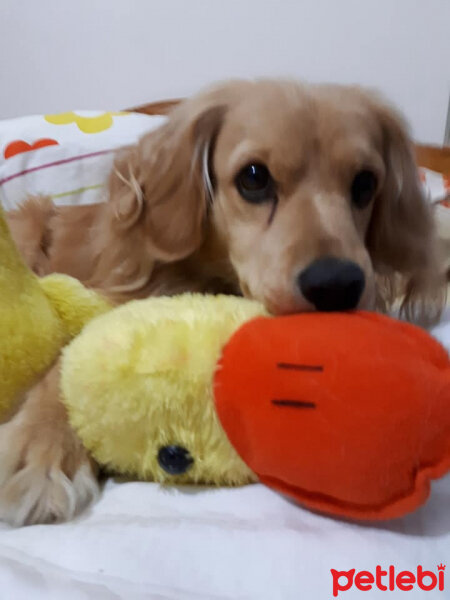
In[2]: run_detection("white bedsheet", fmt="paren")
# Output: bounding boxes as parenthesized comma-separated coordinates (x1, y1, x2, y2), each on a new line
(0, 310, 448, 600)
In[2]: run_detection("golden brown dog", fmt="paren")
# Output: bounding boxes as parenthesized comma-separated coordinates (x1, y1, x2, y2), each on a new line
(1, 79, 445, 525)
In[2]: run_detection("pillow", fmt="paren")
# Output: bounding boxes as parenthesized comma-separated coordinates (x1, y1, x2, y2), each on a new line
(420, 168, 450, 275)
(0, 110, 165, 210)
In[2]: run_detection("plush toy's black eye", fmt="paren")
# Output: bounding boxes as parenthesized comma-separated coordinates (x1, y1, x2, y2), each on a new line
(351, 170, 378, 209)
(235, 163, 275, 203)
(157, 445, 194, 475)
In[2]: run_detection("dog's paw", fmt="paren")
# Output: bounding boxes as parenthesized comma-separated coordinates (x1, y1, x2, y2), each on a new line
(0, 412, 99, 526)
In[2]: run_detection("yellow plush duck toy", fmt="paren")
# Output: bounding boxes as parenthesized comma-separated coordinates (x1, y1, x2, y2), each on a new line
(0, 203, 110, 417)
(60, 293, 450, 521)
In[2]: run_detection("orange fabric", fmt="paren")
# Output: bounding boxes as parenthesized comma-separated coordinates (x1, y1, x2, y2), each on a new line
(214, 312, 450, 520)
(4, 138, 59, 159)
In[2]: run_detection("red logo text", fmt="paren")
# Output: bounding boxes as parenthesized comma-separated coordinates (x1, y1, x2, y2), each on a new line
(330, 564, 445, 596)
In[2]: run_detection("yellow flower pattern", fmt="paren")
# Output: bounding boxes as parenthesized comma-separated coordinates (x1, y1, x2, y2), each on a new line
(44, 111, 128, 134)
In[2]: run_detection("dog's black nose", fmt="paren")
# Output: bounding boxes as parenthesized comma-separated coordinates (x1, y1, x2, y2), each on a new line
(298, 258, 365, 311)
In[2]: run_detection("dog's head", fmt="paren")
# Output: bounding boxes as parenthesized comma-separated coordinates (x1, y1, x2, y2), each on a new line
(106, 80, 444, 322)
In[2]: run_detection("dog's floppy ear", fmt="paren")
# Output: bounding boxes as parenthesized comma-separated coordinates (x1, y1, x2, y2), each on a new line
(108, 144, 143, 228)
(109, 98, 226, 262)
(367, 100, 445, 322)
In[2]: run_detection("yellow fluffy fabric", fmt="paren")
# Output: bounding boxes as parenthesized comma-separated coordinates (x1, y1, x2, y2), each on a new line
(0, 204, 110, 417)
(62, 294, 268, 486)
(40, 275, 111, 339)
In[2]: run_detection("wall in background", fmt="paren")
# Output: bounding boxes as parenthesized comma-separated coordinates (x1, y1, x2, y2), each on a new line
(1, 0, 449, 143)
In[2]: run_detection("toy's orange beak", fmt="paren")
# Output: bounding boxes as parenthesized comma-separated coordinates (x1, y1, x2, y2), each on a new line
(214, 312, 450, 520)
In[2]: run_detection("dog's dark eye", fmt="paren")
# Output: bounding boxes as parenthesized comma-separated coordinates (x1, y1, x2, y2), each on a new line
(235, 163, 275, 203)
(157, 445, 194, 475)
(351, 170, 377, 209)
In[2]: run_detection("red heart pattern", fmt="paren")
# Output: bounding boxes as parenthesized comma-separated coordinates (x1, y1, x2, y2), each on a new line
(4, 138, 59, 159)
